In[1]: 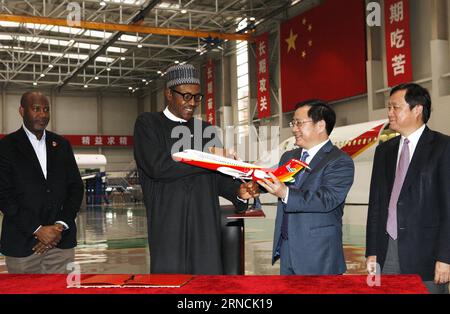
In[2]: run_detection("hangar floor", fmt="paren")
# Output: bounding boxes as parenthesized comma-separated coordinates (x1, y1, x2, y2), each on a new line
(0, 203, 368, 275)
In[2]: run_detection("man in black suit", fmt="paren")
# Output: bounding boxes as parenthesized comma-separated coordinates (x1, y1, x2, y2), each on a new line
(366, 83, 450, 294)
(0, 91, 84, 273)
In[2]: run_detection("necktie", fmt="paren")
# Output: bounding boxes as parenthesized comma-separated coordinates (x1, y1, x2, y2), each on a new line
(281, 151, 309, 240)
(386, 138, 410, 240)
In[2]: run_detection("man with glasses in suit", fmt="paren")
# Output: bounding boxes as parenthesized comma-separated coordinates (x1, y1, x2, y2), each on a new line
(366, 83, 450, 294)
(258, 100, 354, 275)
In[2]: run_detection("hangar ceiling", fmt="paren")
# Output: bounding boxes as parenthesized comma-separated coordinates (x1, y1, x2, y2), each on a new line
(0, 0, 299, 92)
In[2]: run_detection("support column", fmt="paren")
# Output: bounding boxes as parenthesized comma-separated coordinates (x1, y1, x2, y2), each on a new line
(429, 0, 450, 133)
(276, 24, 283, 130)
(220, 55, 233, 145)
(50, 89, 56, 132)
(97, 92, 103, 154)
(150, 91, 157, 112)
(431, 0, 448, 40)
(137, 95, 145, 114)
(366, 0, 387, 121)
(1, 87, 5, 134)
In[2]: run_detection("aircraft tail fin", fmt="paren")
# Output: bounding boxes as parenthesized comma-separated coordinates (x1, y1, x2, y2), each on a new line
(271, 159, 310, 183)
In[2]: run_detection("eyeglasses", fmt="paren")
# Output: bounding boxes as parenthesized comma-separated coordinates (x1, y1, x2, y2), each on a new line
(171, 89, 204, 102)
(289, 120, 313, 128)
(387, 104, 402, 112)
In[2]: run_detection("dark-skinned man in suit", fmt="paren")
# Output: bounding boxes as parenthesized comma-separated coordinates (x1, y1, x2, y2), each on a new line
(0, 91, 83, 273)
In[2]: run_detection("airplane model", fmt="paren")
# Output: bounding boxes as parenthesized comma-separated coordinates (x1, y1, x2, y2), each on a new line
(172, 149, 310, 183)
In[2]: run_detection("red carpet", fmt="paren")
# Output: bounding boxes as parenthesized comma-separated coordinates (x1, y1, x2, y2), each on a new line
(0, 274, 428, 294)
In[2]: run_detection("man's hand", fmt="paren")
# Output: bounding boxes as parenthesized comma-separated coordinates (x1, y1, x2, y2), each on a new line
(34, 225, 63, 246)
(366, 255, 377, 275)
(257, 173, 287, 199)
(54, 223, 65, 232)
(434, 261, 450, 285)
(32, 241, 52, 255)
(238, 181, 260, 200)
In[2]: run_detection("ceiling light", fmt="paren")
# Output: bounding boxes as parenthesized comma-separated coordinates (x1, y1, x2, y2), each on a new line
(249, 17, 256, 21)
(33, 82, 37, 86)
(145, 82, 149, 85)
(94, 76, 99, 80)
(137, 43, 143, 48)
(106, 67, 111, 71)
(180, 9, 187, 14)
(0, 22, 139, 43)
(48, 64, 54, 68)
(157, 70, 162, 74)
(40, 73, 45, 77)
(128, 87, 133, 90)
(196, 48, 201, 53)
(120, 56, 126, 61)
(84, 84, 88, 88)
(100, 1, 106, 6)
(174, 60, 179, 64)
(142, 79, 146, 82)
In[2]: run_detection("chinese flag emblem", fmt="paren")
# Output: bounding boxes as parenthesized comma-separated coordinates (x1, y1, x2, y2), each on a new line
(280, 0, 367, 112)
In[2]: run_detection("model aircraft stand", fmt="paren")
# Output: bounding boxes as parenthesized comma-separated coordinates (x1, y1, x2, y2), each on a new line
(220, 203, 266, 275)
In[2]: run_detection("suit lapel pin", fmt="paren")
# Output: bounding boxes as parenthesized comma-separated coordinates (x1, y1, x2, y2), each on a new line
(52, 141, 58, 147)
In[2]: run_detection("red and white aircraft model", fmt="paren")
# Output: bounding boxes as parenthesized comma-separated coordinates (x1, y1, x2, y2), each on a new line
(172, 149, 310, 183)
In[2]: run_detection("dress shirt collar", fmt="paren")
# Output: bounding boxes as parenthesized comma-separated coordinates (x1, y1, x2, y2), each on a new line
(400, 124, 425, 148)
(302, 139, 330, 162)
(23, 124, 46, 143)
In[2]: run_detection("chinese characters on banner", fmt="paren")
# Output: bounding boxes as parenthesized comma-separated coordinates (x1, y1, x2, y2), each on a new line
(63, 135, 133, 147)
(256, 33, 271, 119)
(384, 0, 413, 87)
(205, 59, 216, 125)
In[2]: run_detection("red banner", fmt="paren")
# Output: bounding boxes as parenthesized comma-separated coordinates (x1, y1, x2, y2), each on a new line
(280, 0, 367, 112)
(205, 59, 216, 125)
(384, 0, 413, 87)
(0, 134, 133, 147)
(256, 33, 271, 119)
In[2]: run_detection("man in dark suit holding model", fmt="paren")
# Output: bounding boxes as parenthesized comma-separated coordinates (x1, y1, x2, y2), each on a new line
(366, 83, 450, 294)
(258, 100, 354, 275)
(0, 91, 84, 273)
